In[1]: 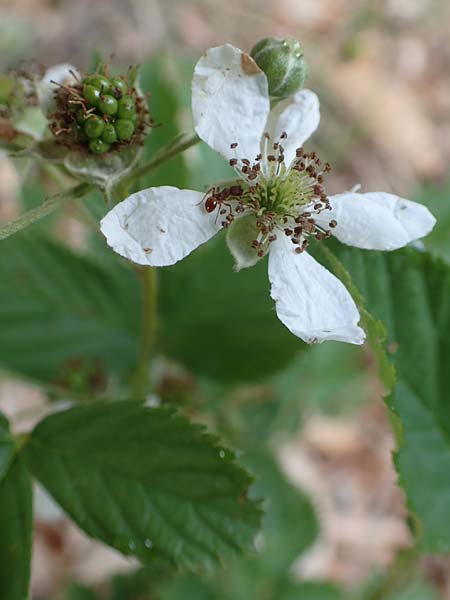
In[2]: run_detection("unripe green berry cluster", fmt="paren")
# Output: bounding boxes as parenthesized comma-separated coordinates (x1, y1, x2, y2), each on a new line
(50, 70, 149, 155)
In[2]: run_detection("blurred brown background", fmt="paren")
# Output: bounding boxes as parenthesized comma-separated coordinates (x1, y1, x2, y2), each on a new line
(1, 0, 449, 597)
(1, 0, 449, 193)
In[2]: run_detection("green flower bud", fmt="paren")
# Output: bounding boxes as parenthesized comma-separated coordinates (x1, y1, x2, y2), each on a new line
(250, 37, 308, 99)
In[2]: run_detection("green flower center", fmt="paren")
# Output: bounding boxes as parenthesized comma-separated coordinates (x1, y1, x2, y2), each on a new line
(203, 133, 336, 257)
(250, 163, 317, 215)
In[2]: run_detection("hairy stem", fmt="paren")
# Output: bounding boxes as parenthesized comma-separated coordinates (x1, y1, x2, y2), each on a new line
(132, 266, 158, 400)
(0, 132, 200, 240)
(363, 550, 419, 600)
(0, 182, 91, 241)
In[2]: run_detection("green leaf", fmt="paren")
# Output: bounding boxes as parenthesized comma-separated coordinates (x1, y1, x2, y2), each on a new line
(0, 450, 33, 600)
(0, 233, 140, 386)
(331, 244, 450, 552)
(418, 178, 450, 261)
(64, 583, 98, 600)
(138, 54, 189, 190)
(315, 242, 395, 393)
(138, 53, 234, 192)
(160, 233, 303, 382)
(290, 583, 345, 600)
(158, 453, 320, 599)
(159, 568, 345, 600)
(386, 583, 440, 600)
(25, 402, 261, 567)
(158, 574, 215, 600)
(0, 412, 15, 484)
(244, 451, 318, 574)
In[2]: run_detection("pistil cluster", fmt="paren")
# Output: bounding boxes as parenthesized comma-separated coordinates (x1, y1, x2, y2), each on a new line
(203, 132, 336, 257)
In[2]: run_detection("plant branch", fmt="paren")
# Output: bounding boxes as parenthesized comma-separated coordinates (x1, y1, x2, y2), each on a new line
(132, 266, 158, 399)
(0, 182, 91, 241)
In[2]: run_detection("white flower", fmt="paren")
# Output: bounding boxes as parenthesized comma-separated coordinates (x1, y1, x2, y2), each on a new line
(100, 43, 436, 346)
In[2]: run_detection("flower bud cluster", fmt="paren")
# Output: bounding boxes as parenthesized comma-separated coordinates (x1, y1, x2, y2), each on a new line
(49, 69, 150, 155)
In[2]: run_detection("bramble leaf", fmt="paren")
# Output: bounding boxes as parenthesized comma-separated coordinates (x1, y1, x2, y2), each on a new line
(331, 244, 450, 552)
(160, 233, 304, 382)
(25, 402, 261, 567)
(0, 414, 33, 600)
(0, 233, 140, 387)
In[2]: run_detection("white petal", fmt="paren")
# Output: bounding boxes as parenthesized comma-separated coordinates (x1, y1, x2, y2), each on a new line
(100, 187, 222, 266)
(264, 89, 320, 167)
(268, 236, 365, 345)
(192, 43, 270, 162)
(316, 191, 436, 251)
(38, 64, 80, 114)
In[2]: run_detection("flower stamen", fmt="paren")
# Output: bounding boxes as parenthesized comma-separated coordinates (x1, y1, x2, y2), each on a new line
(204, 132, 336, 254)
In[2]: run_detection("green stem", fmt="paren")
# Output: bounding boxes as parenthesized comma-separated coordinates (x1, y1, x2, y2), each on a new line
(125, 135, 201, 398)
(0, 182, 91, 241)
(132, 266, 158, 399)
(0, 133, 200, 240)
(363, 550, 419, 600)
(43, 163, 72, 190)
(124, 133, 200, 187)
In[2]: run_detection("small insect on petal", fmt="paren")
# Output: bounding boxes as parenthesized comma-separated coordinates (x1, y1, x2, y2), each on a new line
(205, 196, 218, 213)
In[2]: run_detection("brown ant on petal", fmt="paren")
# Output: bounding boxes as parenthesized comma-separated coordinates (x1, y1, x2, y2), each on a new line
(205, 195, 220, 213)
(201, 185, 245, 226)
